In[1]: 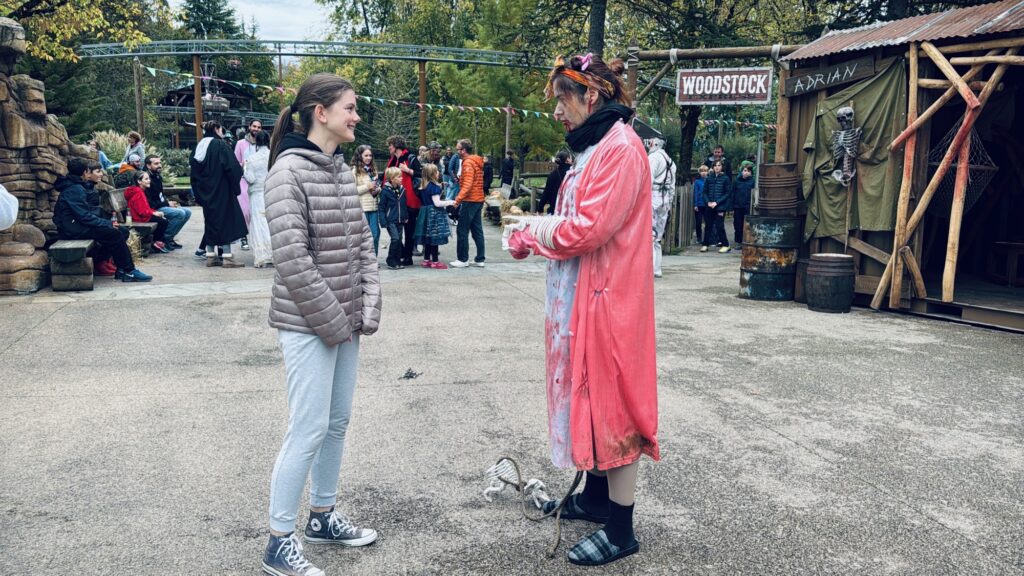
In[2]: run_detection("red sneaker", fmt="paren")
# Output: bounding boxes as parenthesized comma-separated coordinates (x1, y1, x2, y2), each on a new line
(420, 260, 432, 268)
(430, 261, 448, 269)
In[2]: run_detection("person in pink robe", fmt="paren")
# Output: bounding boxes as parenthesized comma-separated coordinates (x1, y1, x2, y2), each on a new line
(234, 119, 262, 249)
(507, 53, 659, 567)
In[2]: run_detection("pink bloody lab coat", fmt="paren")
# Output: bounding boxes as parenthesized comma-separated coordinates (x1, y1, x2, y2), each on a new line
(234, 138, 251, 227)
(510, 121, 660, 471)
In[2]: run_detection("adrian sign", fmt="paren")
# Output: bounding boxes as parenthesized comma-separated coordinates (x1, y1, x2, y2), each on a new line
(782, 56, 874, 97)
(676, 67, 774, 106)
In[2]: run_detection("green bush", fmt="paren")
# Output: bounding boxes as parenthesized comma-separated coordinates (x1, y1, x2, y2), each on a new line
(157, 148, 191, 183)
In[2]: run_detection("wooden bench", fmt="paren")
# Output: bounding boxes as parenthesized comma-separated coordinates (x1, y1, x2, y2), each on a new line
(49, 239, 95, 291)
(988, 242, 1024, 287)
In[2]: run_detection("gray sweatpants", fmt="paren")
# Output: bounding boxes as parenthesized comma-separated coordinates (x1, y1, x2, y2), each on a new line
(269, 329, 360, 533)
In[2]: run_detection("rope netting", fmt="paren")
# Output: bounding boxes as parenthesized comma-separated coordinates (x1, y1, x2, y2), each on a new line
(926, 119, 999, 218)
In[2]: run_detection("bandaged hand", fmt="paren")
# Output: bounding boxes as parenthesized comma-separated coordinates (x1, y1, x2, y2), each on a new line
(508, 229, 536, 259)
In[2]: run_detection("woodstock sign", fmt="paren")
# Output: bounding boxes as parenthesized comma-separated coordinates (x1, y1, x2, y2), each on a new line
(676, 67, 774, 106)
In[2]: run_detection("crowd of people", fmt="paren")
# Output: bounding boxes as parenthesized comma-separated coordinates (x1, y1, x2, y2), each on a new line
(690, 144, 756, 254)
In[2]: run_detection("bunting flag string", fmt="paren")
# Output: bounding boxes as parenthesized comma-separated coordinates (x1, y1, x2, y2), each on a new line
(142, 65, 559, 120)
(637, 113, 777, 132)
(144, 65, 299, 95)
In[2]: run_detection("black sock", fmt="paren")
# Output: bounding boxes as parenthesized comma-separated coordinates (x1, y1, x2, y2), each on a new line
(577, 472, 609, 512)
(603, 500, 635, 546)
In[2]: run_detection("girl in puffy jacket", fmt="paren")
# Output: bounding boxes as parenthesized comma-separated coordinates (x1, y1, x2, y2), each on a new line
(261, 73, 382, 576)
(124, 170, 170, 253)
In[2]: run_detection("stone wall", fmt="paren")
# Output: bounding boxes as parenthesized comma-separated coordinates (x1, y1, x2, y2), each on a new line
(0, 18, 94, 294)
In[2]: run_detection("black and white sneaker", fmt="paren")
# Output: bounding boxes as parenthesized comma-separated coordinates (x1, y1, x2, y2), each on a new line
(193, 249, 207, 260)
(262, 533, 323, 576)
(304, 508, 377, 547)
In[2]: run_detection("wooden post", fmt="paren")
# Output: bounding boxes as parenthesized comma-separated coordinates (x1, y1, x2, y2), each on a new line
(890, 49, 1000, 151)
(192, 54, 203, 142)
(948, 55, 1024, 66)
(775, 68, 791, 162)
(890, 42, 919, 309)
(636, 61, 674, 103)
(900, 246, 927, 298)
(932, 36, 1024, 54)
(418, 60, 427, 147)
(277, 48, 284, 110)
(942, 136, 971, 302)
(626, 42, 640, 109)
(504, 102, 511, 158)
(918, 79, 999, 91)
(919, 42, 980, 110)
(132, 57, 145, 138)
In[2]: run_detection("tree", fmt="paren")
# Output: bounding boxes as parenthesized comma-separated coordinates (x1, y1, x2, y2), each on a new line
(177, 0, 240, 39)
(1, 0, 149, 61)
(588, 0, 606, 57)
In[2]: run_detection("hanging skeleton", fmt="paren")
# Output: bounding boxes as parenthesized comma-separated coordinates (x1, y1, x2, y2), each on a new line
(830, 106, 861, 186)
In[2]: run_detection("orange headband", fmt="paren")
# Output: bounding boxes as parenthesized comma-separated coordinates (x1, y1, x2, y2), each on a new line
(544, 55, 616, 101)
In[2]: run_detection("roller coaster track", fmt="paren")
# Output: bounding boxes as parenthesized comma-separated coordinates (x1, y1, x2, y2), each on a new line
(78, 39, 543, 68)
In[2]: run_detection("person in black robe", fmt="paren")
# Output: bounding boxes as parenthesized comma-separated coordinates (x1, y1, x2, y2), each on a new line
(190, 121, 248, 268)
(540, 150, 571, 214)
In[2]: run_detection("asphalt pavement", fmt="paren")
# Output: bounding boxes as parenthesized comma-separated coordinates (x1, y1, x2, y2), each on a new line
(1, 208, 1021, 575)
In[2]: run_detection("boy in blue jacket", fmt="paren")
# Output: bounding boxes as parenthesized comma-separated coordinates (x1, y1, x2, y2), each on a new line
(377, 166, 408, 270)
(693, 165, 708, 242)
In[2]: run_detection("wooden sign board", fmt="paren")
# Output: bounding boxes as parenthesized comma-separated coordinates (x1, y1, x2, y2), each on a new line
(783, 56, 875, 97)
(676, 67, 773, 106)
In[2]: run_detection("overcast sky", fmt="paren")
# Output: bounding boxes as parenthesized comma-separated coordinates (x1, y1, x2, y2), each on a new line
(168, 0, 335, 41)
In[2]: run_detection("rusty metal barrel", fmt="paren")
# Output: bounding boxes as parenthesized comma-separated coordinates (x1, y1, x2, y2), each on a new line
(738, 215, 801, 301)
(805, 253, 856, 313)
(756, 162, 801, 216)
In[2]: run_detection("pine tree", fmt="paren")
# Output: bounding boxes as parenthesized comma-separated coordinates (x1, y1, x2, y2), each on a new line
(178, 0, 241, 38)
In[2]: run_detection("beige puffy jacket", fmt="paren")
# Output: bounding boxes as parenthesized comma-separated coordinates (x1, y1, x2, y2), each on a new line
(265, 135, 381, 346)
(355, 170, 378, 212)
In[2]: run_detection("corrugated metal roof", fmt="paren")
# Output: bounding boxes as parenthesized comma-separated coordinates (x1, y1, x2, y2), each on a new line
(782, 0, 1024, 61)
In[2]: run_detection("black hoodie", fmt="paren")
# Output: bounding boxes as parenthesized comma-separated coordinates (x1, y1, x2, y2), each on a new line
(277, 132, 342, 158)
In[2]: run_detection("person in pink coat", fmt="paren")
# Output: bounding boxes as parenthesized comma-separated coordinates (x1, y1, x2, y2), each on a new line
(507, 53, 659, 567)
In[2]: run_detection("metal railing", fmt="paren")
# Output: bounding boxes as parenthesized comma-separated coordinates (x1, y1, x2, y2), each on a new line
(79, 39, 544, 68)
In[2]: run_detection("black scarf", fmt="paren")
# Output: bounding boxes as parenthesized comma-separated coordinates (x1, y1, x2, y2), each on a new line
(564, 103, 633, 153)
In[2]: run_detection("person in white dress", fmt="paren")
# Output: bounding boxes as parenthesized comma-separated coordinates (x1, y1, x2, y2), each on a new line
(244, 130, 273, 267)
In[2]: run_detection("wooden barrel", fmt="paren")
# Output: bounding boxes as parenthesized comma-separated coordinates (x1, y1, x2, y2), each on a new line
(757, 162, 800, 216)
(805, 253, 856, 313)
(738, 216, 801, 301)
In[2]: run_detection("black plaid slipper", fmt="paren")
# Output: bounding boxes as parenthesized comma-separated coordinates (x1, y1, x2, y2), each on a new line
(542, 494, 609, 523)
(567, 528, 640, 566)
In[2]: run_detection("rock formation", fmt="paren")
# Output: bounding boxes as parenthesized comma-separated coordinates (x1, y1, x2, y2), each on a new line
(0, 18, 94, 294)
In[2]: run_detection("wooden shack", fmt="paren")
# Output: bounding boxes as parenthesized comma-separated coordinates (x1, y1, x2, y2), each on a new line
(775, 0, 1024, 331)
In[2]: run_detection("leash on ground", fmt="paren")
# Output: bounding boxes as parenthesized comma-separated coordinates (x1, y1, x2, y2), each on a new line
(483, 456, 584, 557)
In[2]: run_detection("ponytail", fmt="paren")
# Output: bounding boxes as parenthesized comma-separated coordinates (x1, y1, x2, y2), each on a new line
(268, 105, 294, 169)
